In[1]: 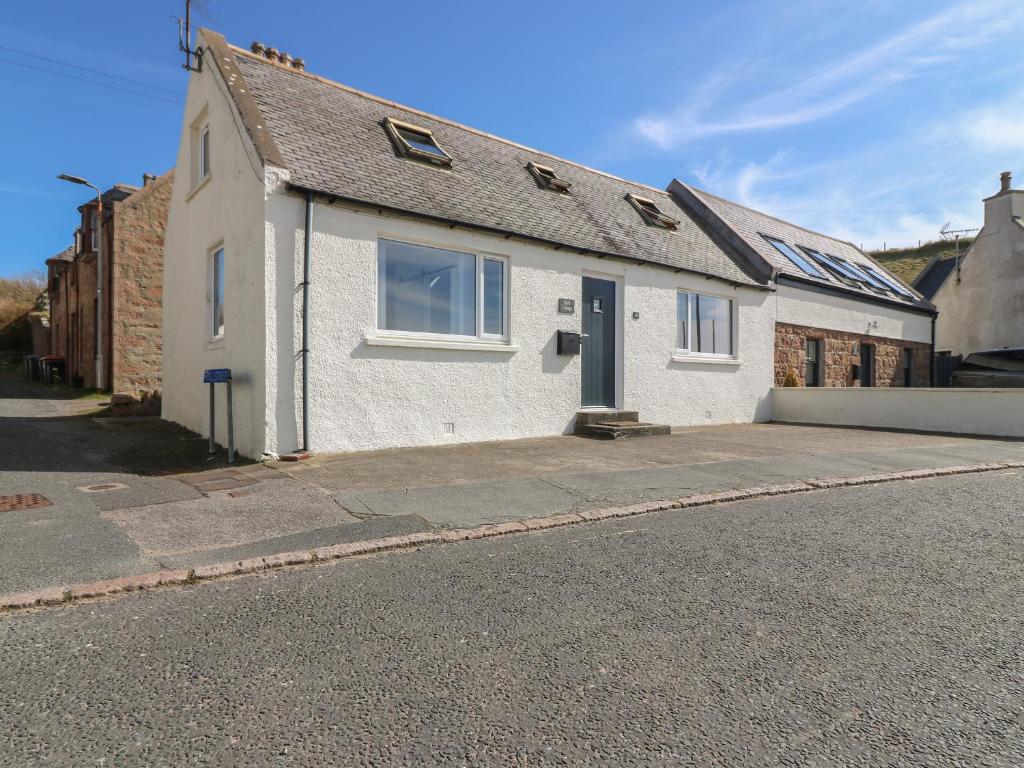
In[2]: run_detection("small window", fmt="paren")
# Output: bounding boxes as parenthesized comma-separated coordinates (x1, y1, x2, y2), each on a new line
(805, 338, 822, 387)
(90, 209, 98, 252)
(526, 161, 570, 192)
(762, 236, 826, 278)
(626, 193, 679, 229)
(378, 239, 508, 340)
(384, 118, 452, 166)
(199, 125, 211, 181)
(676, 291, 733, 356)
(800, 248, 862, 286)
(210, 246, 225, 339)
(482, 257, 505, 336)
(902, 347, 914, 387)
(190, 109, 211, 191)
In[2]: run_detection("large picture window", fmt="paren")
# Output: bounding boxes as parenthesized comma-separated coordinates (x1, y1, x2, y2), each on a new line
(676, 291, 734, 356)
(378, 239, 507, 340)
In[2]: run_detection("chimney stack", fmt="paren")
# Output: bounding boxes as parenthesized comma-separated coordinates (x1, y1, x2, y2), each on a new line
(250, 40, 306, 70)
(142, 173, 156, 187)
(1000, 171, 1012, 193)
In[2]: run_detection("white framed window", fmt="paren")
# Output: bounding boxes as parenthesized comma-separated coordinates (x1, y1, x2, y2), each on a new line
(377, 238, 509, 342)
(190, 108, 211, 191)
(209, 246, 225, 339)
(676, 291, 734, 357)
(89, 209, 98, 252)
(199, 125, 211, 181)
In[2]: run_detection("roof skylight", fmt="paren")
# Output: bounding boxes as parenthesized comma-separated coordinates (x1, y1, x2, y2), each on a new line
(384, 117, 452, 166)
(762, 236, 827, 279)
(863, 264, 916, 298)
(526, 161, 571, 192)
(626, 193, 679, 229)
(801, 248, 864, 286)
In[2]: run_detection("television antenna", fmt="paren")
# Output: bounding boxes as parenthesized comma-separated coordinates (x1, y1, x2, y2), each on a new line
(172, 0, 205, 73)
(939, 222, 980, 284)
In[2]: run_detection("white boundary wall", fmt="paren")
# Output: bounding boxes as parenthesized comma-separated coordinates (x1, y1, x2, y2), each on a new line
(772, 387, 1024, 438)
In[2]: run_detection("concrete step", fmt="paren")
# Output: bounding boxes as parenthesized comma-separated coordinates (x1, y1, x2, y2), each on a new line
(575, 410, 640, 427)
(575, 420, 672, 440)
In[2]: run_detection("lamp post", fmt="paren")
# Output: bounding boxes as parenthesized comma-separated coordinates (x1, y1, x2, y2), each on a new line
(58, 174, 105, 391)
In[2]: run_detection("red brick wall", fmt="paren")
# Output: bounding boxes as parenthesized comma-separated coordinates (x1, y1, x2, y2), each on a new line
(775, 322, 931, 388)
(110, 171, 174, 395)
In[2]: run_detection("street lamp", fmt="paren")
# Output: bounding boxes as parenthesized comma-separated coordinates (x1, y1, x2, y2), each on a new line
(57, 173, 105, 391)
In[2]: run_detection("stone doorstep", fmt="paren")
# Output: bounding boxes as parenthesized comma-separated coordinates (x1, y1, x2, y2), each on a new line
(1, 460, 1019, 612)
(576, 422, 672, 440)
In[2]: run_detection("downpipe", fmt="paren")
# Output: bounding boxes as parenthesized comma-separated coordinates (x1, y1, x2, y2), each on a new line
(301, 191, 313, 452)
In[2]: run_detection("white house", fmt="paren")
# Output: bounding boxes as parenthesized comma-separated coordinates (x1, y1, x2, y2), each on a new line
(162, 29, 935, 459)
(915, 171, 1024, 358)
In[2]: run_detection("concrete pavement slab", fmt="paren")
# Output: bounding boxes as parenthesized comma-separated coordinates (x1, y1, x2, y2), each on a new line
(160, 514, 433, 569)
(103, 481, 359, 558)
(334, 476, 585, 527)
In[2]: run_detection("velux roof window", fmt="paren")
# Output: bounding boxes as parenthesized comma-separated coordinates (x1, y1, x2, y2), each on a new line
(384, 117, 452, 166)
(626, 193, 679, 229)
(527, 161, 570, 192)
(863, 264, 916, 298)
(762, 235, 826, 278)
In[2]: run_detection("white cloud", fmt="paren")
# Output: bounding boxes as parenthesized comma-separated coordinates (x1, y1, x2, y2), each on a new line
(633, 0, 1024, 148)
(959, 96, 1024, 151)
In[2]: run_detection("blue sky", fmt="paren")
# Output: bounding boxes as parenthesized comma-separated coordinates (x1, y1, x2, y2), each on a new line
(2, 0, 1023, 277)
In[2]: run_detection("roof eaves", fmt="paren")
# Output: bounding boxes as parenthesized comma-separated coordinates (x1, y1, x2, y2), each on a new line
(667, 179, 775, 284)
(201, 28, 287, 170)
(777, 273, 936, 315)
(290, 182, 769, 291)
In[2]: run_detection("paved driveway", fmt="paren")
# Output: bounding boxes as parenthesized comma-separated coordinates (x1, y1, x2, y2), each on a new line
(3, 471, 1022, 765)
(3, 364, 1024, 597)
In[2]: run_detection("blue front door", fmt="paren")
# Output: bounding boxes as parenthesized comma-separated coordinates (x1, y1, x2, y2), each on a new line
(581, 277, 616, 408)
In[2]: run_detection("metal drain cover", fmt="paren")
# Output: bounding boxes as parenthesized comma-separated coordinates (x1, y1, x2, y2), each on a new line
(0, 494, 53, 513)
(77, 482, 129, 493)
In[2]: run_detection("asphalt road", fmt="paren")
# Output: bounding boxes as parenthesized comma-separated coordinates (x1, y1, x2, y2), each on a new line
(3, 471, 1024, 767)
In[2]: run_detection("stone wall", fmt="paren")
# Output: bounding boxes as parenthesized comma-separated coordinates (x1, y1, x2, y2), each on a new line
(775, 321, 931, 387)
(110, 171, 174, 396)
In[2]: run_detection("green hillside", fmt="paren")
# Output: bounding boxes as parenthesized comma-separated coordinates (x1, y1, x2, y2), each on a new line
(868, 238, 973, 285)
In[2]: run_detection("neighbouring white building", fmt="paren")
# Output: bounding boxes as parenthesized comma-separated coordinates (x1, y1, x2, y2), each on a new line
(162, 29, 936, 459)
(915, 171, 1024, 358)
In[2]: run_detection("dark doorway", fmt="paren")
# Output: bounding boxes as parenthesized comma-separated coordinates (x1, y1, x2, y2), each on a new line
(859, 344, 875, 387)
(805, 338, 822, 387)
(581, 276, 616, 408)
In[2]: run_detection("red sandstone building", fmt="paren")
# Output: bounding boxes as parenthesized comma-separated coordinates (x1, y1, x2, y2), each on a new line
(46, 171, 174, 399)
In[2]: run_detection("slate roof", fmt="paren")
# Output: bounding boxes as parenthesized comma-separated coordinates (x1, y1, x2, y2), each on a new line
(221, 39, 766, 288)
(673, 182, 933, 311)
(912, 256, 958, 300)
(45, 245, 75, 266)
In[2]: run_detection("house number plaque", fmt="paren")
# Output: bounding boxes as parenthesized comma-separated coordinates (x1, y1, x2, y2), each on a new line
(558, 298, 575, 314)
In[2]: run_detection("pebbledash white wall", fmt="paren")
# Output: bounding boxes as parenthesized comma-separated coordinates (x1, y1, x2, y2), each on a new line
(263, 192, 777, 455)
(773, 387, 1024, 438)
(161, 50, 270, 459)
(162, 35, 936, 458)
(773, 282, 933, 343)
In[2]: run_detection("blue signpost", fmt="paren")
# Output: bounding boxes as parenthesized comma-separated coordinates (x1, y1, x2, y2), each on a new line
(203, 368, 234, 464)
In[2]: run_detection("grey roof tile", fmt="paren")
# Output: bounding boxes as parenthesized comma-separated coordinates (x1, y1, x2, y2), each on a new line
(230, 49, 765, 288)
(681, 184, 932, 310)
